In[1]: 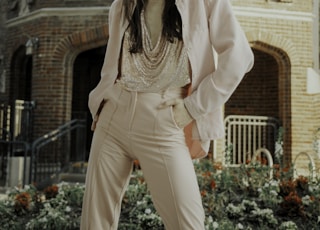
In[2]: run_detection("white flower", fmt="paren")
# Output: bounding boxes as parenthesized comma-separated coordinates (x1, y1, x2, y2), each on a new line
(302, 195, 311, 205)
(145, 208, 151, 214)
(242, 178, 249, 187)
(212, 221, 219, 229)
(65, 206, 71, 212)
(275, 142, 283, 155)
(237, 223, 244, 229)
(269, 180, 279, 187)
(44, 203, 51, 209)
(270, 190, 278, 196)
(24, 185, 30, 190)
(279, 221, 298, 230)
(40, 194, 46, 202)
(40, 217, 48, 223)
(308, 186, 314, 193)
(226, 203, 243, 214)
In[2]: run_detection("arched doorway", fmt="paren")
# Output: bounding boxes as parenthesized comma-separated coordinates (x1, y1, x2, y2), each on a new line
(10, 46, 32, 101)
(225, 44, 291, 165)
(8, 46, 34, 143)
(225, 49, 279, 118)
(72, 46, 106, 160)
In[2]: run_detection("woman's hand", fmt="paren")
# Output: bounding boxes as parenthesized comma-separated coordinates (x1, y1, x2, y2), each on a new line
(160, 98, 193, 129)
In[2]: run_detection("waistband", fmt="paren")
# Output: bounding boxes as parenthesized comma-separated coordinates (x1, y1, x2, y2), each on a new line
(115, 83, 187, 99)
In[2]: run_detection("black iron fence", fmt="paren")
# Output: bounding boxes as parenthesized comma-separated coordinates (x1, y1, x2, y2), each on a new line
(0, 100, 87, 188)
(31, 119, 86, 185)
(0, 100, 35, 187)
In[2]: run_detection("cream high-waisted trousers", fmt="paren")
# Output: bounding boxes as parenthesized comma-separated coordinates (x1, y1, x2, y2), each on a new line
(80, 84, 205, 230)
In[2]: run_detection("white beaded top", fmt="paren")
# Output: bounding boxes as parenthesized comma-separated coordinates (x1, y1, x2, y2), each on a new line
(116, 10, 191, 92)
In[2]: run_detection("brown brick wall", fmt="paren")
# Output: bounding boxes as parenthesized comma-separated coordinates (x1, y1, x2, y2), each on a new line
(225, 49, 279, 118)
(232, 0, 313, 12)
(7, 0, 113, 19)
(239, 1, 319, 170)
(216, 0, 319, 171)
(0, 2, 6, 72)
(4, 9, 109, 137)
(1, 0, 319, 172)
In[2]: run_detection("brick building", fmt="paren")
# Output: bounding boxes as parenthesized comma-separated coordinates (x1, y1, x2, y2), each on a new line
(224, 0, 320, 174)
(0, 0, 319, 179)
(0, 0, 5, 87)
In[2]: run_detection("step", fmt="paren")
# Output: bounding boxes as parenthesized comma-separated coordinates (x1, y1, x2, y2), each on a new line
(58, 173, 86, 183)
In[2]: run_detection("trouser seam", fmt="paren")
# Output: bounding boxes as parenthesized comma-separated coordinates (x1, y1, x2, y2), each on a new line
(110, 161, 133, 229)
(85, 130, 108, 230)
(159, 146, 183, 230)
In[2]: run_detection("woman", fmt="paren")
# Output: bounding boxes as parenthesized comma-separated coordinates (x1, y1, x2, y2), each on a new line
(80, 0, 254, 229)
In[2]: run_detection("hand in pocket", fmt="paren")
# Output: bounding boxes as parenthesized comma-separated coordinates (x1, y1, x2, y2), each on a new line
(159, 98, 193, 129)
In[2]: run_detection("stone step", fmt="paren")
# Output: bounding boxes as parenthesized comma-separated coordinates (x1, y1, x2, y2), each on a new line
(58, 173, 86, 183)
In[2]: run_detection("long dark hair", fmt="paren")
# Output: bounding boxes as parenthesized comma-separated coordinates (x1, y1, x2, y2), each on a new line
(124, 0, 182, 53)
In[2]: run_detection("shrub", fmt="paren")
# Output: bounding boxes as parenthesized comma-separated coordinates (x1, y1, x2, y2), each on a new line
(0, 160, 319, 229)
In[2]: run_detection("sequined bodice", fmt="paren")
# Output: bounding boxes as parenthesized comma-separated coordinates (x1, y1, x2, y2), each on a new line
(116, 11, 191, 92)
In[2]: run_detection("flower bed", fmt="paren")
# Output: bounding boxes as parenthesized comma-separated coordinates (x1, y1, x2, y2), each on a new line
(0, 160, 319, 230)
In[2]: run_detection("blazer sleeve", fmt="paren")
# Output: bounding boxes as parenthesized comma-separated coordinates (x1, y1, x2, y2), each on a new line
(88, 0, 120, 119)
(183, 0, 254, 119)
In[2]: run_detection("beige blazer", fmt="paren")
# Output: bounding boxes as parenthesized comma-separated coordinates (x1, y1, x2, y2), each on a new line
(89, 0, 254, 156)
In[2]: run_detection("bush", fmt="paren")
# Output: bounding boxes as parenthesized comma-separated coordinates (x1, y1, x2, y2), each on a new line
(0, 160, 319, 229)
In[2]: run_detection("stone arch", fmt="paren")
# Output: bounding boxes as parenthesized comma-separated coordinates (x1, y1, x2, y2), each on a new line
(246, 29, 300, 66)
(53, 24, 109, 73)
(247, 30, 294, 165)
(51, 24, 109, 121)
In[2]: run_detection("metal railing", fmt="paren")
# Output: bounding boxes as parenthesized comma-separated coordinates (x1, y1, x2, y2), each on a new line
(0, 102, 10, 141)
(293, 151, 317, 180)
(0, 100, 35, 187)
(224, 115, 280, 166)
(0, 100, 87, 187)
(0, 100, 35, 141)
(30, 119, 86, 184)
